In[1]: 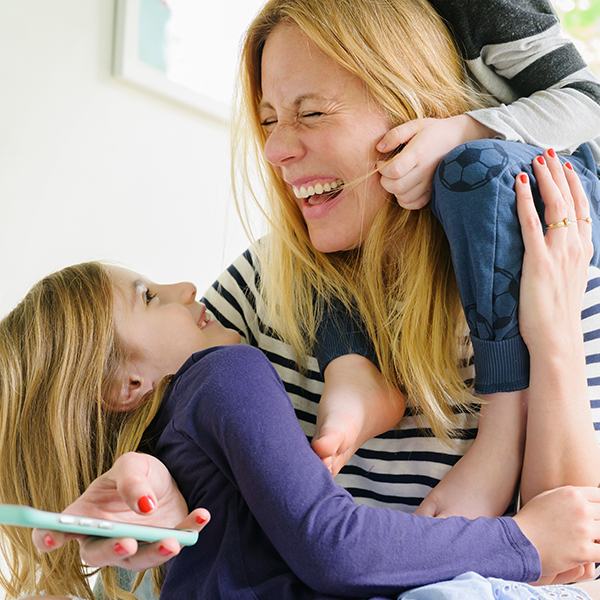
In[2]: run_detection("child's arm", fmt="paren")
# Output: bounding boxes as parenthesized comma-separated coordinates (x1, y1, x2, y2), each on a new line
(378, 0, 600, 209)
(312, 354, 405, 476)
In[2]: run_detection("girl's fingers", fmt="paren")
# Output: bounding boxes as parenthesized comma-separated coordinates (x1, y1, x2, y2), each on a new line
(376, 120, 419, 153)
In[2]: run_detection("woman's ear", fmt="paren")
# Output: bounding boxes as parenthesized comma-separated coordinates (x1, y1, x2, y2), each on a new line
(113, 362, 154, 412)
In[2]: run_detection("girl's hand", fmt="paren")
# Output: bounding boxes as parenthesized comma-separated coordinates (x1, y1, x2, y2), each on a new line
(516, 149, 593, 355)
(32, 452, 210, 571)
(513, 486, 600, 582)
(376, 115, 495, 209)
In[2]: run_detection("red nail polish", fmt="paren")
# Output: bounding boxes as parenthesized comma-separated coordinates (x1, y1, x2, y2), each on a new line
(520, 174, 528, 184)
(43, 534, 55, 548)
(547, 148, 556, 158)
(138, 495, 156, 514)
(196, 515, 208, 524)
(114, 542, 128, 556)
(565, 161, 574, 170)
(537, 155, 545, 166)
(158, 545, 172, 556)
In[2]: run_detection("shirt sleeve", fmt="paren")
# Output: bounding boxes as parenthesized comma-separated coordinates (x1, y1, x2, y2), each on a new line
(174, 345, 541, 596)
(429, 0, 600, 153)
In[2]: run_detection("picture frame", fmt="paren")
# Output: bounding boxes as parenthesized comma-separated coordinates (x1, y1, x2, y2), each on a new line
(113, 0, 255, 123)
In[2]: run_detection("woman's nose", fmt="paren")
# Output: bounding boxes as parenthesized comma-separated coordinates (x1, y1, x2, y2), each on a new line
(263, 123, 306, 167)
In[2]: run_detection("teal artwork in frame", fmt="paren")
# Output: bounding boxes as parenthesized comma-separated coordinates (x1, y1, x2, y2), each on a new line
(138, 0, 170, 72)
(112, 0, 264, 122)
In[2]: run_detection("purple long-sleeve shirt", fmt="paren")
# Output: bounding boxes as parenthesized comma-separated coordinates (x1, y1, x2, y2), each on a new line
(151, 345, 540, 600)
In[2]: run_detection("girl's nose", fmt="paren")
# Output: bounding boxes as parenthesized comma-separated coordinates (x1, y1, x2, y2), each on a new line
(164, 281, 197, 305)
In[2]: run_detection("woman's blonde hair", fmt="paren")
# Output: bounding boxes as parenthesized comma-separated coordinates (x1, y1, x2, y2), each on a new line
(233, 0, 484, 439)
(0, 262, 163, 599)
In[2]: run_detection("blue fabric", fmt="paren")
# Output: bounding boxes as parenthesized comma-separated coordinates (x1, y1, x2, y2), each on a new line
(147, 345, 540, 599)
(431, 140, 600, 394)
(397, 572, 592, 600)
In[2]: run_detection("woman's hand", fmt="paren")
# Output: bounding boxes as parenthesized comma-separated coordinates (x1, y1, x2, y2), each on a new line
(516, 150, 593, 355)
(376, 115, 495, 209)
(516, 150, 600, 504)
(32, 452, 210, 571)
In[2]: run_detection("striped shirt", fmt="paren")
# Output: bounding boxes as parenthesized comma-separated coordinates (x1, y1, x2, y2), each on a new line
(203, 249, 600, 511)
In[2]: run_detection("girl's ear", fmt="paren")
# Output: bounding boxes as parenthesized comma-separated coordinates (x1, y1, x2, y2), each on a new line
(114, 363, 154, 412)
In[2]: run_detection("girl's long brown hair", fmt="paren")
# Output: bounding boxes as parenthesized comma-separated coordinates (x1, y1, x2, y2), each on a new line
(0, 262, 163, 599)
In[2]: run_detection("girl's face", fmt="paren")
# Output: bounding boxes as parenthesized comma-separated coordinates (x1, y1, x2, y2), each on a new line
(259, 23, 391, 253)
(111, 267, 240, 408)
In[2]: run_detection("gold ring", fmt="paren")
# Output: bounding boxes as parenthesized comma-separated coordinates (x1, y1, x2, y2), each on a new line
(577, 217, 593, 225)
(546, 217, 571, 229)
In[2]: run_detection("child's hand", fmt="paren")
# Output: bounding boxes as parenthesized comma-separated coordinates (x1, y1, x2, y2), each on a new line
(32, 452, 210, 571)
(513, 486, 600, 582)
(376, 115, 495, 209)
(312, 355, 405, 476)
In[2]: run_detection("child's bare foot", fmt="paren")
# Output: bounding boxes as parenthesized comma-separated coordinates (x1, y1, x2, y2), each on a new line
(312, 354, 405, 476)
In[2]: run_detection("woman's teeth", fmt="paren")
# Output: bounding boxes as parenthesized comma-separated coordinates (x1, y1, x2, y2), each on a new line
(293, 179, 343, 200)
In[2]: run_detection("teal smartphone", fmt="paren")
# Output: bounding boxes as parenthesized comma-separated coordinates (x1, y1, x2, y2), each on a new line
(0, 504, 198, 546)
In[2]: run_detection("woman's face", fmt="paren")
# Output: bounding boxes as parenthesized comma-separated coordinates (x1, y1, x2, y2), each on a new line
(259, 23, 391, 253)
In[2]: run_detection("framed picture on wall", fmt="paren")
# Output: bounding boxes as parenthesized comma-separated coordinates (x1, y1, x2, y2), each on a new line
(112, 0, 264, 122)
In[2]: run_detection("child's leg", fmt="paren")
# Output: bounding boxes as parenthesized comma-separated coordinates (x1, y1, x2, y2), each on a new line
(431, 139, 600, 395)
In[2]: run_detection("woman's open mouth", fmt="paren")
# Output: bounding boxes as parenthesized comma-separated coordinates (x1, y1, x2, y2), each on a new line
(292, 179, 344, 205)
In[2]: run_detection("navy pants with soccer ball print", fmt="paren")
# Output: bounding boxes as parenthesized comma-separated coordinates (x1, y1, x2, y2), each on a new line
(431, 139, 600, 395)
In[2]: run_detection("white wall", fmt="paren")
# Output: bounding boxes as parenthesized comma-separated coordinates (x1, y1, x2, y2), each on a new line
(0, 0, 254, 319)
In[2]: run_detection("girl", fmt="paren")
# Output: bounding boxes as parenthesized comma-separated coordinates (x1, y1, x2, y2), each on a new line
(3, 160, 599, 600)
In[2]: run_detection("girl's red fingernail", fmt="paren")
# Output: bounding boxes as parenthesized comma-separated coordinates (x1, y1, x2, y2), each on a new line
(520, 173, 528, 184)
(138, 495, 156, 513)
(114, 542, 128, 556)
(565, 161, 574, 170)
(196, 515, 208, 524)
(43, 534, 56, 548)
(158, 545, 172, 556)
(547, 148, 556, 158)
(537, 155, 545, 166)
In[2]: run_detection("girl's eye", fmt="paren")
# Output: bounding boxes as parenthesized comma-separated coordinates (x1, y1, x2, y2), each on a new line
(145, 289, 156, 304)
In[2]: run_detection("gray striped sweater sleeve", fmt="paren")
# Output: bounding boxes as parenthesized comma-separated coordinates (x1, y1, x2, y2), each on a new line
(429, 0, 600, 161)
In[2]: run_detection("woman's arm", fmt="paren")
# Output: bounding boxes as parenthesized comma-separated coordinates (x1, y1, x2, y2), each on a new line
(517, 150, 600, 502)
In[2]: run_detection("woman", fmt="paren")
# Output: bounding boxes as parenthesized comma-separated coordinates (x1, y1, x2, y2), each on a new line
(204, 0, 600, 519)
